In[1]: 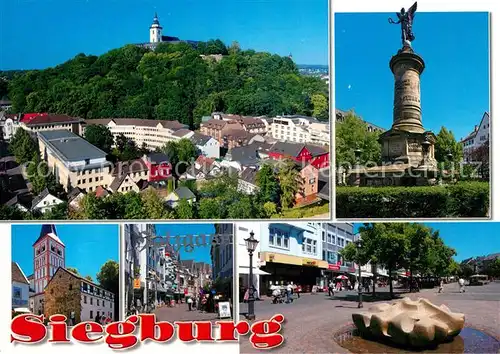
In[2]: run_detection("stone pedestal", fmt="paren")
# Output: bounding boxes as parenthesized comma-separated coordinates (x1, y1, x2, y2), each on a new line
(355, 46, 438, 187)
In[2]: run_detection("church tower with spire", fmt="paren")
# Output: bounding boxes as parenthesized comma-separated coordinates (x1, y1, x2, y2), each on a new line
(150, 12, 163, 43)
(33, 225, 65, 295)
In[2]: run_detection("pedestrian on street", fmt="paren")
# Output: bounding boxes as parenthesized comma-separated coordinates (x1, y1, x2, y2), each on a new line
(187, 296, 193, 311)
(328, 281, 334, 297)
(438, 279, 444, 293)
(243, 288, 249, 303)
(459, 278, 465, 293)
(296, 284, 301, 298)
(95, 313, 101, 324)
(69, 311, 75, 326)
(285, 282, 293, 303)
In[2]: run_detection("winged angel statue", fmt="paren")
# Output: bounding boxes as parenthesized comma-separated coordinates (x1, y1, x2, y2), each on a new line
(388, 2, 418, 47)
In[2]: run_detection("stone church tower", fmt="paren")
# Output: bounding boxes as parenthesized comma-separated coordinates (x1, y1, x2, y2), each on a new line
(33, 224, 65, 295)
(150, 12, 163, 43)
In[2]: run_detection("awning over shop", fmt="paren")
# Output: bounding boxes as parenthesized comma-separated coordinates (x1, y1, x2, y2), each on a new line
(239, 266, 271, 275)
(260, 252, 328, 269)
(350, 272, 374, 278)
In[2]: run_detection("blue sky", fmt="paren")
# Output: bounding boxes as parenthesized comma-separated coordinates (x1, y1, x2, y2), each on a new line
(11, 224, 119, 282)
(154, 223, 215, 264)
(335, 12, 489, 141)
(1, 0, 328, 70)
(354, 223, 500, 262)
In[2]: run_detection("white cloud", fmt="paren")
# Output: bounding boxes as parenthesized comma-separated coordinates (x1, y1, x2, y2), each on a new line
(347, 84, 352, 90)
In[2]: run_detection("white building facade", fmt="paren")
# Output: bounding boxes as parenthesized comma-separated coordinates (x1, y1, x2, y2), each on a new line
(83, 118, 188, 152)
(80, 278, 115, 321)
(461, 112, 490, 162)
(236, 222, 327, 297)
(269, 116, 330, 145)
(12, 262, 30, 310)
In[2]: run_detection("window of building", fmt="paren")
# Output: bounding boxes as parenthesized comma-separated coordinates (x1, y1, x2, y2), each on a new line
(90, 310, 93, 319)
(97, 299, 100, 306)
(84, 296, 87, 304)
(90, 298, 93, 305)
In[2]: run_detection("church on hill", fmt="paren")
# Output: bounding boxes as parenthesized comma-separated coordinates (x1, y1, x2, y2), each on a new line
(138, 13, 199, 50)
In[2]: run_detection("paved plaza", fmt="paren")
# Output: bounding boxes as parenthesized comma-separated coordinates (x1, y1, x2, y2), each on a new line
(239, 282, 500, 353)
(153, 303, 234, 323)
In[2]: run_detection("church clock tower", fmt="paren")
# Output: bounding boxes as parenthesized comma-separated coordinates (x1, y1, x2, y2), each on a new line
(150, 12, 163, 43)
(33, 224, 65, 295)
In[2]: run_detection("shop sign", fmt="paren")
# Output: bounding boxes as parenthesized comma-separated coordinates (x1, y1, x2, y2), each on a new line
(133, 278, 141, 289)
(328, 264, 340, 270)
(302, 259, 317, 267)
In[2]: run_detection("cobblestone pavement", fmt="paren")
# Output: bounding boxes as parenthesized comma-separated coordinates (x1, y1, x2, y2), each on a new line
(239, 282, 500, 353)
(154, 304, 224, 322)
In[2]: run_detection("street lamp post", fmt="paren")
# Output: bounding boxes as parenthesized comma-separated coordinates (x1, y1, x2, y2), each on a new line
(356, 240, 363, 308)
(354, 148, 362, 168)
(244, 231, 259, 321)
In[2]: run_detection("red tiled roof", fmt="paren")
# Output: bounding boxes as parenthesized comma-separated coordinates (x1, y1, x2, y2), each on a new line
(20, 113, 48, 123)
(95, 186, 110, 198)
(196, 155, 215, 166)
(21, 113, 82, 126)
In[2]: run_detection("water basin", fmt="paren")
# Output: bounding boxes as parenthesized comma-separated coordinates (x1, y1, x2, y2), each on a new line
(334, 326, 500, 353)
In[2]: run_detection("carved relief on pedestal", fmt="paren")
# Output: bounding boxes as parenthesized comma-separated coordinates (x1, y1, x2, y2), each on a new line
(389, 142, 403, 156)
(407, 138, 422, 153)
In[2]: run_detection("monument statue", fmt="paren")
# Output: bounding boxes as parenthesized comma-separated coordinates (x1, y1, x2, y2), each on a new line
(389, 2, 418, 47)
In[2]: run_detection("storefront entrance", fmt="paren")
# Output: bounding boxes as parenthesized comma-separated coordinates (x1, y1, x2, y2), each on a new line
(260, 262, 323, 296)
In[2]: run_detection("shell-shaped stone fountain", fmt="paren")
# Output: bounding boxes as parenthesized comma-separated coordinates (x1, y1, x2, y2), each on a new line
(352, 297, 465, 348)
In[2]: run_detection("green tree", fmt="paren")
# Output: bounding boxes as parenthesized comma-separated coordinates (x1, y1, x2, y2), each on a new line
(311, 93, 329, 120)
(85, 275, 93, 282)
(459, 263, 474, 278)
(263, 201, 278, 218)
(447, 260, 461, 277)
(362, 223, 408, 298)
(80, 192, 108, 219)
(7, 43, 327, 130)
(425, 234, 456, 278)
(43, 202, 68, 220)
(227, 196, 254, 219)
(162, 139, 198, 176)
(175, 199, 195, 219)
(142, 188, 170, 219)
(83, 124, 114, 153)
(10, 128, 38, 164)
(277, 159, 301, 209)
(0, 205, 26, 220)
(336, 112, 381, 167)
(96, 260, 119, 320)
(67, 267, 79, 275)
(26, 155, 50, 195)
(402, 224, 434, 291)
(115, 134, 128, 151)
(484, 259, 500, 278)
(122, 192, 144, 219)
(435, 126, 463, 172)
(198, 198, 225, 219)
(256, 163, 280, 204)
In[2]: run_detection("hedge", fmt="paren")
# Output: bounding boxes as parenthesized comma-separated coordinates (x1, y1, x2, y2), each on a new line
(336, 181, 489, 218)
